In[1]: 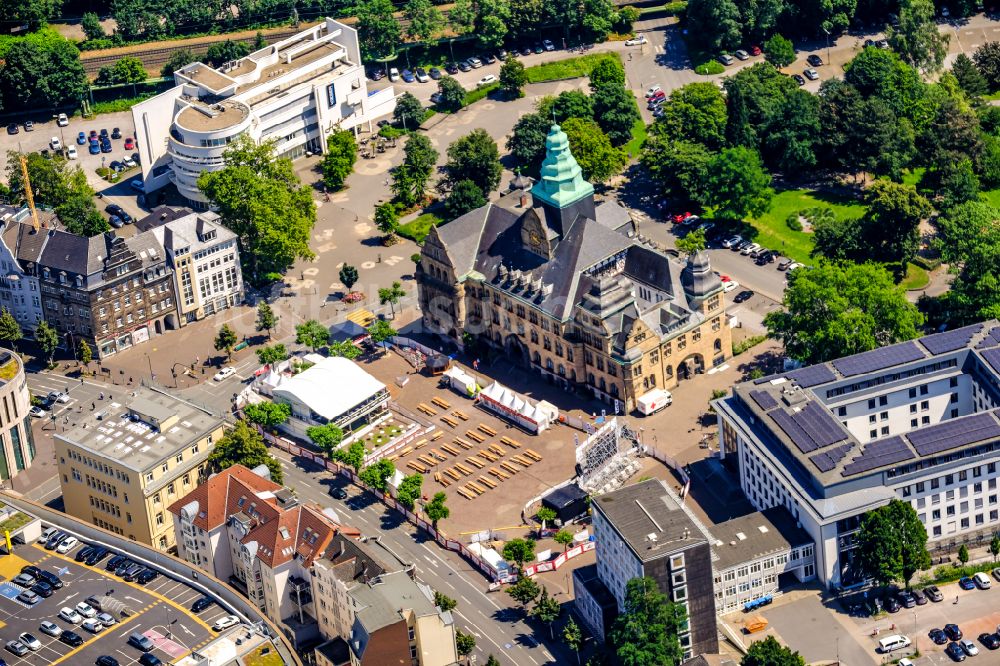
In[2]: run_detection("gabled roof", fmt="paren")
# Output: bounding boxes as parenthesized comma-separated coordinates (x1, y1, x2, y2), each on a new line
(246, 502, 339, 568)
(166, 464, 282, 531)
(37, 227, 107, 275)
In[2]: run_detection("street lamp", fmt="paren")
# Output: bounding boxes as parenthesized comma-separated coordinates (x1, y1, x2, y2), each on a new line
(822, 27, 832, 66)
(144, 352, 154, 383)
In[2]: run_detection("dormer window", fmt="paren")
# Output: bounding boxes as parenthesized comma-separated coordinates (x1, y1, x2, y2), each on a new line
(58, 272, 66, 284)
(117, 266, 128, 276)
(43, 267, 50, 279)
(75, 276, 83, 287)
(199, 230, 216, 242)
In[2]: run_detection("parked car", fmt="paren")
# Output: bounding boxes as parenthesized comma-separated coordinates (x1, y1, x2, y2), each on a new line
(106, 554, 128, 571)
(778, 258, 794, 270)
(755, 251, 775, 265)
(930, 629, 949, 645)
(111, 128, 121, 139)
(38, 621, 61, 638)
(946, 624, 964, 641)
(100, 141, 112, 153)
(741, 242, 762, 256)
(30, 581, 53, 598)
(23, 121, 34, 131)
(76, 131, 87, 145)
(5, 123, 17, 135)
(974, 572, 992, 589)
(645, 85, 662, 98)
(897, 589, 916, 608)
(482, 53, 496, 64)
(367, 67, 384, 80)
(457, 60, 472, 72)
(82, 618, 104, 634)
(721, 235, 743, 249)
(13, 572, 36, 587)
(29, 406, 45, 418)
(123, 564, 145, 582)
(213, 615, 240, 631)
(445, 62, 459, 74)
(329, 486, 349, 499)
(960, 639, 979, 656)
(877, 39, 890, 48)
(4, 641, 27, 657)
(718, 53, 735, 65)
(56, 536, 79, 553)
(959, 576, 976, 590)
(17, 634, 39, 652)
(124, 137, 135, 150)
(192, 596, 214, 613)
(130, 178, 144, 192)
(946, 641, 967, 661)
(723, 281, 740, 293)
(66, 146, 78, 159)
(542, 39, 555, 51)
(792, 74, 806, 86)
(89, 141, 101, 155)
(749, 45, 762, 55)
(97, 657, 120, 666)
(57, 113, 69, 127)
(734, 49, 750, 60)
(47, 391, 70, 405)
(733, 290, 754, 304)
(498, 49, 508, 60)
(139, 654, 162, 666)
(979, 632, 1000, 649)
(468, 56, 482, 68)
(477, 74, 497, 87)
(911, 587, 927, 605)
(136, 568, 158, 584)
(625, 35, 647, 46)
(75, 601, 97, 619)
(213, 367, 236, 381)
(60, 630, 83, 647)
(533, 43, 544, 53)
(429, 67, 442, 80)
(807, 54, 824, 67)
(415, 68, 429, 83)
(38, 570, 61, 589)
(401, 69, 415, 82)
(804, 68, 820, 81)
(16, 590, 40, 605)
(883, 595, 901, 613)
(389, 67, 400, 81)
(122, 156, 136, 168)
(108, 216, 124, 229)
(97, 612, 116, 627)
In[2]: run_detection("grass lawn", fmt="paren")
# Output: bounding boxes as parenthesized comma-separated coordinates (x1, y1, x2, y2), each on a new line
(398, 212, 444, 244)
(901, 167, 925, 188)
(243, 645, 284, 666)
(744, 189, 866, 264)
(0, 508, 32, 534)
(624, 119, 647, 157)
(363, 424, 403, 448)
(983, 187, 1000, 209)
(525, 53, 620, 83)
(900, 262, 930, 290)
(0, 356, 18, 382)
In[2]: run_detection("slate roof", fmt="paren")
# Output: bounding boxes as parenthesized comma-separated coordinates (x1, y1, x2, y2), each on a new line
(37, 227, 106, 275)
(349, 571, 443, 633)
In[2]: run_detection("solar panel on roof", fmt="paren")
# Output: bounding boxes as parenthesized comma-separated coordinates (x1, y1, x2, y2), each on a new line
(841, 436, 915, 477)
(982, 347, 1000, 375)
(919, 323, 984, 355)
(976, 326, 1000, 350)
(770, 409, 818, 453)
(907, 412, 1000, 457)
(785, 365, 837, 388)
(809, 443, 854, 473)
(796, 402, 848, 447)
(749, 390, 779, 411)
(831, 341, 926, 377)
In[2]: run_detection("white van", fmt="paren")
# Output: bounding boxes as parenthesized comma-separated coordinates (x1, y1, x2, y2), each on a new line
(637, 388, 672, 416)
(877, 635, 911, 653)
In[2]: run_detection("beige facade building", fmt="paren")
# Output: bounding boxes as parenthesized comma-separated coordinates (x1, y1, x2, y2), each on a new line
(417, 125, 731, 412)
(54, 387, 226, 549)
(0, 350, 35, 482)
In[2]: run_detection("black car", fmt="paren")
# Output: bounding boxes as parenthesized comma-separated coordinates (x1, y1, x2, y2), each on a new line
(99, 128, 108, 137)
(865, 38, 876, 47)
(60, 631, 83, 647)
(367, 67, 384, 80)
(106, 554, 128, 571)
(533, 43, 544, 53)
(429, 67, 442, 80)
(86, 547, 110, 566)
(457, 60, 472, 72)
(806, 54, 823, 67)
(755, 251, 774, 265)
(114, 559, 133, 576)
(136, 568, 158, 584)
(138, 654, 162, 666)
(30, 581, 53, 598)
(21, 565, 41, 579)
(980, 633, 1000, 649)
(482, 53, 496, 64)
(521, 46, 533, 56)
(111, 128, 121, 139)
(733, 290, 754, 304)
(109, 160, 125, 172)
(109, 216, 124, 229)
(97, 656, 120, 666)
(911, 587, 927, 605)
(946, 624, 964, 641)
(329, 486, 349, 499)
(5, 123, 17, 135)
(792, 74, 806, 86)
(191, 596, 214, 613)
(123, 566, 145, 582)
(445, 62, 459, 74)
(883, 595, 900, 613)
(924, 585, 944, 602)
(946, 641, 967, 661)
(931, 628, 950, 645)
(38, 570, 63, 589)
(76, 546, 95, 562)
(897, 589, 916, 608)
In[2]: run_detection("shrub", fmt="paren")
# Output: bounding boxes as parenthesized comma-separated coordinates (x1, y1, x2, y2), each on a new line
(695, 61, 725, 75)
(912, 255, 942, 271)
(733, 335, 767, 356)
(785, 213, 803, 231)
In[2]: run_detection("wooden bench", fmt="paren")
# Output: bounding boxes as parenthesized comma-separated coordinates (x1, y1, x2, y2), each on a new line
(524, 449, 543, 462)
(440, 416, 459, 428)
(417, 403, 437, 416)
(468, 481, 487, 494)
(431, 449, 448, 462)
(488, 444, 505, 457)
(465, 430, 485, 443)
(412, 439, 429, 451)
(399, 446, 413, 458)
(478, 424, 498, 437)
(477, 475, 498, 489)
(387, 454, 399, 462)
(500, 461, 519, 475)
(441, 443, 460, 457)
(500, 436, 522, 449)
(464, 484, 484, 497)
(478, 449, 498, 462)
(418, 455, 437, 467)
(434, 471, 450, 487)
(445, 468, 462, 481)
(452, 410, 470, 421)
(512, 455, 532, 467)
(455, 462, 474, 476)
(457, 487, 475, 500)
(454, 438, 474, 450)
(407, 461, 428, 473)
(429, 431, 444, 442)
(489, 467, 510, 480)
(432, 396, 451, 410)
(465, 456, 486, 469)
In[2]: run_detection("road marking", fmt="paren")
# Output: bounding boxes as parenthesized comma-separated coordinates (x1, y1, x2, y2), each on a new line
(422, 555, 439, 568)
(460, 595, 471, 605)
(543, 650, 554, 660)
(299, 481, 312, 489)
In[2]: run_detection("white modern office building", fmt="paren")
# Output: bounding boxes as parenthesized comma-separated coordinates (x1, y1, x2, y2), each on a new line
(132, 18, 396, 206)
(714, 321, 1000, 590)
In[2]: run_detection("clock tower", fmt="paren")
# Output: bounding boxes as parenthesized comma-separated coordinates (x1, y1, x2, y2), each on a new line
(529, 124, 597, 239)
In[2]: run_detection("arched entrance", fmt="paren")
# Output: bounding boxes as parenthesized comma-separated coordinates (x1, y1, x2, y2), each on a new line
(154, 319, 163, 335)
(676, 353, 705, 381)
(504, 335, 530, 366)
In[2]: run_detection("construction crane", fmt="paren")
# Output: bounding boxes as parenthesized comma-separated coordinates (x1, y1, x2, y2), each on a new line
(17, 153, 40, 232)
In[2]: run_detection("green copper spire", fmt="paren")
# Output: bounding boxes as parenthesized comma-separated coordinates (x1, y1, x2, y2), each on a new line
(531, 124, 594, 210)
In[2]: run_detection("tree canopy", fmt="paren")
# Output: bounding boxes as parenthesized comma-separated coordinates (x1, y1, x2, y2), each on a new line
(208, 421, 283, 484)
(741, 637, 805, 666)
(610, 576, 686, 666)
(445, 129, 503, 196)
(0, 31, 89, 111)
(855, 499, 930, 588)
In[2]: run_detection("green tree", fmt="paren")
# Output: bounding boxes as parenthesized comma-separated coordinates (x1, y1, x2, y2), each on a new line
(295, 320, 329, 352)
(676, 228, 707, 255)
(367, 320, 397, 352)
(887, 0, 949, 73)
(473, 0, 511, 48)
(77, 339, 93, 367)
(161, 48, 195, 78)
(255, 302, 277, 339)
(763, 88, 821, 174)
(589, 58, 626, 88)
(855, 499, 930, 588)
(610, 576, 686, 666)
(764, 262, 923, 365)
(507, 113, 551, 176)
(444, 129, 502, 196)
(205, 40, 251, 67)
(499, 55, 528, 99)
(56, 194, 109, 237)
(502, 537, 535, 569)
(538, 90, 594, 124)
(378, 281, 406, 318)
(392, 133, 439, 208)
(659, 82, 728, 150)
(449, 0, 476, 35)
(536, 506, 557, 533)
(34, 321, 58, 366)
(991, 535, 1000, 562)
(686, 0, 742, 52)
(445, 179, 486, 220)
(959, 543, 970, 564)
(255, 343, 287, 366)
(198, 136, 316, 283)
(563, 616, 584, 665)
(703, 147, 773, 220)
(339, 265, 359, 292)
(96, 55, 147, 85)
(938, 158, 980, 211)
(485, 656, 501, 666)
(214, 324, 238, 360)
(331, 439, 366, 473)
(506, 575, 540, 609)
(763, 34, 796, 68)
(953, 53, 989, 97)
(592, 83, 641, 146)
(425, 491, 450, 529)
(0, 309, 22, 351)
(456, 629, 476, 656)
(582, 0, 618, 39)
(254, 31, 266, 49)
(974, 41, 1000, 90)
(434, 591, 457, 612)
(405, 0, 444, 45)
(243, 402, 291, 428)
(531, 586, 562, 638)
(81, 12, 106, 41)
(561, 117, 627, 183)
(322, 130, 357, 191)
(374, 202, 400, 244)
(394, 92, 425, 130)
(397, 472, 424, 509)
(436, 76, 466, 112)
(329, 339, 362, 360)
(359, 458, 395, 492)
(554, 529, 575, 552)
(0, 34, 87, 111)
(863, 179, 932, 269)
(0, 0, 60, 31)
(617, 5, 640, 32)
(640, 137, 713, 203)
(207, 421, 282, 483)
(741, 636, 805, 666)
(307, 423, 344, 453)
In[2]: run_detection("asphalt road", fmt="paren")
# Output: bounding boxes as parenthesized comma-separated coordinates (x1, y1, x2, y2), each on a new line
(269, 447, 565, 666)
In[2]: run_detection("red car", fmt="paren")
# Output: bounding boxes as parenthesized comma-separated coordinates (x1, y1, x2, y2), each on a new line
(124, 137, 135, 150)
(749, 45, 762, 56)
(648, 90, 666, 103)
(672, 212, 693, 224)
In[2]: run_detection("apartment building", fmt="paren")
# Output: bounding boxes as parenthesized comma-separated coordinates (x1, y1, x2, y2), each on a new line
(573, 478, 718, 658)
(55, 386, 225, 549)
(140, 206, 243, 324)
(132, 18, 396, 207)
(714, 320, 1000, 589)
(0, 349, 36, 482)
(418, 124, 731, 412)
(0, 206, 44, 331)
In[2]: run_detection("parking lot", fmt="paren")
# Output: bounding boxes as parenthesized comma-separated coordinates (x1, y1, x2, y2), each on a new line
(0, 532, 231, 666)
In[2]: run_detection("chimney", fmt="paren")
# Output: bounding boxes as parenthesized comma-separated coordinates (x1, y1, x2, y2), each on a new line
(519, 193, 529, 208)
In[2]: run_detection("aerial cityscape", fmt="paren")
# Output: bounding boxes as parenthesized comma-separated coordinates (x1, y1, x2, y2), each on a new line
(2, 0, 1000, 664)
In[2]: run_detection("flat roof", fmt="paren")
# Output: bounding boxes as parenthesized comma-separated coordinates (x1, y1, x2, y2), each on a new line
(56, 387, 225, 473)
(273, 357, 386, 421)
(710, 507, 812, 572)
(593, 479, 707, 563)
(237, 41, 343, 97)
(349, 570, 442, 633)
(175, 98, 250, 133)
(179, 63, 235, 92)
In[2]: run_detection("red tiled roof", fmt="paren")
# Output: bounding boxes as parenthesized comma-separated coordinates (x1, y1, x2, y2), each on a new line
(166, 464, 283, 531)
(246, 503, 340, 569)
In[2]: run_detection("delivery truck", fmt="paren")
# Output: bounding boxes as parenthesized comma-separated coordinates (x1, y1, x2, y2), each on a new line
(637, 388, 672, 415)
